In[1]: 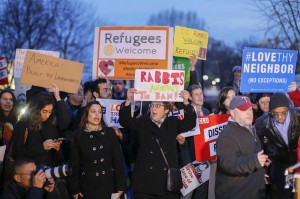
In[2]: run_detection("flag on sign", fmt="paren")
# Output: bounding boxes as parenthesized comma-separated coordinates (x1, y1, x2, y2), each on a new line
(0, 57, 8, 85)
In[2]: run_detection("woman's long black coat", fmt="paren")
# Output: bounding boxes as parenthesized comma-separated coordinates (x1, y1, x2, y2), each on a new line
(119, 103, 196, 195)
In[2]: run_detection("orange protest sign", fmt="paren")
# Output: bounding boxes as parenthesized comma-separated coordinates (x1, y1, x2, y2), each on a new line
(21, 51, 84, 93)
(92, 26, 173, 80)
(194, 114, 230, 161)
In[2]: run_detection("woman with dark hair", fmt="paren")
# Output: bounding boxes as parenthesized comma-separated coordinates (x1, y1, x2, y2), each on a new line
(69, 100, 126, 199)
(253, 93, 272, 121)
(0, 89, 19, 149)
(213, 87, 237, 114)
(12, 91, 63, 167)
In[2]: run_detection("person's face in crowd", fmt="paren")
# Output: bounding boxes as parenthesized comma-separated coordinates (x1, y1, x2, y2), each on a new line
(69, 84, 84, 105)
(17, 94, 26, 106)
(234, 70, 241, 80)
(40, 104, 53, 122)
(149, 102, 169, 122)
(258, 96, 270, 113)
(271, 106, 289, 124)
(97, 82, 112, 99)
(87, 104, 102, 128)
(223, 90, 236, 111)
(0, 92, 13, 113)
(113, 81, 125, 93)
(14, 163, 36, 189)
(231, 107, 253, 127)
(190, 88, 204, 107)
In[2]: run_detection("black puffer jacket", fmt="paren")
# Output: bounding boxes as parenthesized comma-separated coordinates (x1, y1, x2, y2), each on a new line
(255, 108, 300, 164)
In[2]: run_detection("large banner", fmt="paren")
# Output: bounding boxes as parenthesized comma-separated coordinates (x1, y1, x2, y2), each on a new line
(92, 26, 173, 80)
(134, 69, 185, 102)
(14, 49, 60, 78)
(180, 162, 210, 196)
(194, 114, 230, 161)
(240, 47, 298, 93)
(97, 99, 124, 128)
(21, 52, 84, 93)
(173, 26, 208, 60)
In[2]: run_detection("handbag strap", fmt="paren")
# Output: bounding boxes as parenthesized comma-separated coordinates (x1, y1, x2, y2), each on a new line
(155, 138, 169, 168)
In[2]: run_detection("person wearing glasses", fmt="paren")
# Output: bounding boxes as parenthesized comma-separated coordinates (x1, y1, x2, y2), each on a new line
(69, 100, 126, 199)
(255, 93, 300, 199)
(0, 158, 55, 199)
(119, 88, 196, 199)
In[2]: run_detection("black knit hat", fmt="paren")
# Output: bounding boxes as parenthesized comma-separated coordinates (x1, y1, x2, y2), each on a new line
(269, 93, 290, 110)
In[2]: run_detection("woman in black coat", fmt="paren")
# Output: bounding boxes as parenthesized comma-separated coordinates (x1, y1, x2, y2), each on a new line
(12, 91, 66, 167)
(119, 88, 196, 199)
(69, 100, 126, 199)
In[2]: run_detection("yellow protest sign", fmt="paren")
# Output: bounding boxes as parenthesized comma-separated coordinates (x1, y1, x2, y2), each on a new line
(21, 51, 84, 93)
(173, 26, 209, 60)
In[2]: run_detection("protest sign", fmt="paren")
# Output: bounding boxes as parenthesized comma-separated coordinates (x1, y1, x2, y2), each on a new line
(21, 51, 83, 93)
(173, 26, 208, 60)
(14, 49, 60, 78)
(180, 162, 210, 196)
(194, 114, 230, 161)
(0, 57, 6, 70)
(14, 78, 31, 105)
(0, 57, 8, 85)
(97, 98, 124, 128)
(240, 47, 298, 92)
(170, 108, 200, 137)
(134, 69, 185, 102)
(173, 57, 190, 88)
(92, 26, 173, 80)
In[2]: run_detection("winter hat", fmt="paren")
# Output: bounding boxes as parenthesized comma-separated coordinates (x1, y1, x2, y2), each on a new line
(269, 93, 290, 110)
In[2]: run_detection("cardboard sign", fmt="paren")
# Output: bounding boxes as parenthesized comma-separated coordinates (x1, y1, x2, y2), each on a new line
(134, 69, 185, 102)
(180, 162, 210, 196)
(194, 114, 230, 161)
(14, 49, 60, 78)
(173, 26, 208, 60)
(21, 51, 84, 93)
(240, 47, 298, 92)
(97, 99, 125, 128)
(92, 26, 173, 80)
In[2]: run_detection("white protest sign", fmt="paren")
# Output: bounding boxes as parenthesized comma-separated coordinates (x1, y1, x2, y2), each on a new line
(180, 162, 210, 196)
(134, 69, 185, 102)
(0, 145, 6, 162)
(14, 49, 60, 78)
(97, 99, 125, 128)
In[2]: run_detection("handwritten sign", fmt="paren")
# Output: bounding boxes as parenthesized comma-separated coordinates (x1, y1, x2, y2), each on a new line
(14, 49, 60, 78)
(21, 51, 84, 93)
(97, 99, 124, 128)
(180, 162, 210, 196)
(173, 26, 208, 60)
(240, 47, 298, 92)
(92, 26, 173, 80)
(194, 114, 230, 161)
(134, 69, 185, 102)
(173, 57, 191, 88)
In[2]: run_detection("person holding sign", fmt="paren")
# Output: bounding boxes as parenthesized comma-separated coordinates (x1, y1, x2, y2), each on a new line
(215, 96, 268, 199)
(119, 88, 196, 199)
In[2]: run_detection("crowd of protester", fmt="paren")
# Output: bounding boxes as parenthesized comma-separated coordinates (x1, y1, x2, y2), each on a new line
(0, 58, 299, 199)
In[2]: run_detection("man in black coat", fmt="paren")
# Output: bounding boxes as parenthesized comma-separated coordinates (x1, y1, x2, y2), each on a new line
(216, 96, 268, 199)
(1, 158, 55, 199)
(255, 93, 300, 199)
(119, 88, 196, 199)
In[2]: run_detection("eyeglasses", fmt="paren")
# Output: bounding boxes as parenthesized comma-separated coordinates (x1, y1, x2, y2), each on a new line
(149, 104, 165, 109)
(271, 110, 288, 118)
